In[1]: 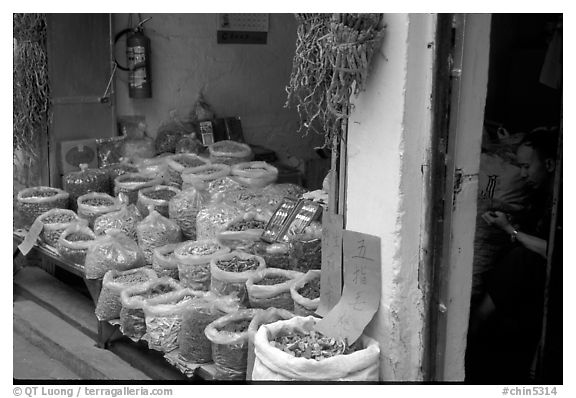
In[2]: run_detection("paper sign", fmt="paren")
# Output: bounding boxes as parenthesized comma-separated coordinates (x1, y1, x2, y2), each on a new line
(314, 230, 381, 344)
(316, 212, 344, 317)
(17, 218, 44, 256)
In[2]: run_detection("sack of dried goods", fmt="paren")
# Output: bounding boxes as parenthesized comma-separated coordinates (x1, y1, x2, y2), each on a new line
(288, 225, 322, 273)
(246, 308, 294, 380)
(252, 316, 380, 381)
(230, 161, 278, 189)
(123, 136, 156, 161)
(178, 292, 240, 364)
(114, 172, 163, 205)
(204, 308, 260, 380)
(96, 135, 127, 167)
(136, 185, 180, 218)
(93, 203, 142, 240)
(290, 270, 321, 316)
(208, 140, 253, 166)
(151, 243, 181, 280)
(175, 134, 203, 155)
(165, 153, 210, 188)
(136, 208, 182, 265)
(246, 268, 304, 310)
(16, 186, 69, 228)
(142, 288, 204, 353)
(210, 251, 266, 306)
(180, 163, 231, 192)
(37, 208, 79, 247)
(168, 186, 211, 240)
(216, 212, 267, 251)
(120, 277, 183, 340)
(103, 160, 139, 187)
(174, 240, 230, 291)
(63, 164, 110, 210)
(77, 192, 122, 229)
(221, 188, 273, 215)
(262, 183, 307, 210)
(250, 241, 292, 270)
(84, 229, 145, 279)
(133, 154, 173, 182)
(196, 199, 243, 241)
(95, 268, 158, 321)
(56, 221, 96, 266)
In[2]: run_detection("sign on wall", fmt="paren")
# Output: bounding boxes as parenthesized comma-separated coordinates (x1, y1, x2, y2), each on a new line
(217, 14, 268, 44)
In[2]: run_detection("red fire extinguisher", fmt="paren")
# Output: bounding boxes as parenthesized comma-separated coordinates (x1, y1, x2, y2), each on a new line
(115, 17, 152, 98)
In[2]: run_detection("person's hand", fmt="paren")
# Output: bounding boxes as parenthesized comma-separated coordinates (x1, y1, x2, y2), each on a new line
(482, 210, 514, 233)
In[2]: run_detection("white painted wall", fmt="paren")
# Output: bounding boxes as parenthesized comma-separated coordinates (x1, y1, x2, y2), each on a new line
(346, 14, 437, 381)
(112, 14, 324, 163)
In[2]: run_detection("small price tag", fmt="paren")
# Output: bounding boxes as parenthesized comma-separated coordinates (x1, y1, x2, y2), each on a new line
(314, 230, 381, 344)
(18, 218, 44, 256)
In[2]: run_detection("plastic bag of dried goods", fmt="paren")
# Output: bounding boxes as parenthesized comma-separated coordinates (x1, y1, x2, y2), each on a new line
(155, 113, 197, 154)
(246, 308, 294, 380)
(37, 208, 79, 247)
(288, 233, 322, 273)
(196, 199, 243, 241)
(77, 192, 122, 229)
(230, 161, 278, 189)
(123, 136, 156, 161)
(136, 207, 182, 265)
(210, 251, 266, 307)
(103, 160, 139, 186)
(165, 153, 210, 188)
(63, 164, 110, 210)
(221, 188, 273, 215)
(93, 203, 142, 240)
(56, 220, 96, 266)
(208, 140, 253, 166)
(250, 241, 292, 270)
(246, 268, 304, 311)
(178, 292, 240, 363)
(113, 172, 163, 205)
(174, 240, 230, 291)
(96, 135, 127, 167)
(262, 183, 308, 210)
(84, 229, 145, 280)
(142, 288, 204, 352)
(252, 316, 380, 381)
(180, 163, 231, 191)
(95, 268, 157, 321)
(168, 186, 211, 240)
(152, 243, 181, 280)
(216, 212, 266, 251)
(204, 308, 260, 380)
(290, 270, 321, 316)
(175, 134, 203, 155)
(16, 186, 70, 229)
(137, 185, 180, 218)
(132, 154, 172, 181)
(120, 277, 183, 340)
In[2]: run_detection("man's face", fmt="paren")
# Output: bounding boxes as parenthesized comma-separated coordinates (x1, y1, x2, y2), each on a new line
(516, 144, 552, 190)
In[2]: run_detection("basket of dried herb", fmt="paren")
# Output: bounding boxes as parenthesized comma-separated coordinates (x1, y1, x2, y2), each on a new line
(114, 172, 163, 205)
(16, 186, 70, 228)
(151, 243, 181, 280)
(166, 153, 210, 188)
(175, 240, 230, 291)
(56, 221, 96, 266)
(37, 208, 79, 247)
(178, 292, 240, 364)
(290, 270, 321, 316)
(77, 192, 122, 229)
(84, 229, 145, 280)
(168, 186, 211, 240)
(208, 140, 253, 166)
(63, 164, 111, 211)
(246, 308, 294, 380)
(142, 288, 204, 353)
(136, 208, 182, 265)
(120, 277, 182, 340)
(252, 315, 380, 381)
(93, 204, 142, 240)
(210, 252, 266, 307)
(246, 268, 304, 310)
(137, 185, 181, 218)
(95, 267, 157, 321)
(205, 308, 261, 380)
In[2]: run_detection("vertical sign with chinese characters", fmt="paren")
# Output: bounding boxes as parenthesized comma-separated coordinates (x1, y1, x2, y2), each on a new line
(316, 212, 344, 317)
(314, 230, 381, 344)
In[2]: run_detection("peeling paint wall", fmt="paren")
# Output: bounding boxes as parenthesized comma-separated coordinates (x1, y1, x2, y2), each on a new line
(112, 14, 324, 163)
(346, 14, 436, 381)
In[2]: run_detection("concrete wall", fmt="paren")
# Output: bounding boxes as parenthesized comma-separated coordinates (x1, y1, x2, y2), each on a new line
(112, 13, 324, 163)
(346, 14, 437, 381)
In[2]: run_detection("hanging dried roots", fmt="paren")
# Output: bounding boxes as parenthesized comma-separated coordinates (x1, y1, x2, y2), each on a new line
(285, 13, 385, 149)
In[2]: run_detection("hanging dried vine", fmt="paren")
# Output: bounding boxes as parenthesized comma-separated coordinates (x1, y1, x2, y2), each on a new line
(13, 13, 51, 159)
(285, 13, 385, 148)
